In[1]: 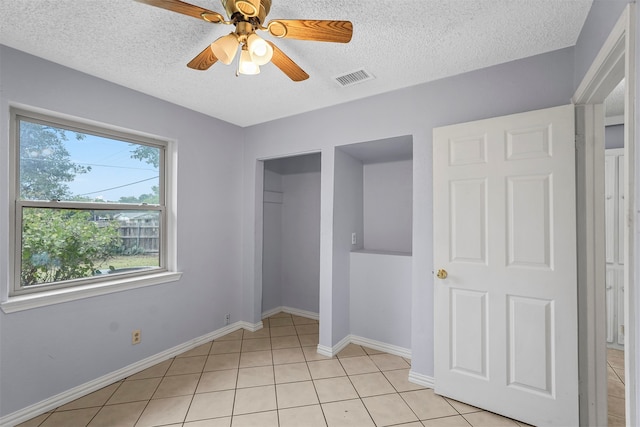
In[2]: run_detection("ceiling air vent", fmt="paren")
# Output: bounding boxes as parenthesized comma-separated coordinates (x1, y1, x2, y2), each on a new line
(334, 69, 374, 87)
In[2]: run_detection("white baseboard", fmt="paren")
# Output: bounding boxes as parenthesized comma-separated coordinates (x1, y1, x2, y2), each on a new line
(262, 306, 319, 320)
(409, 370, 435, 389)
(318, 335, 351, 357)
(317, 334, 352, 357)
(282, 306, 319, 320)
(261, 306, 282, 319)
(349, 335, 411, 359)
(316, 344, 333, 357)
(240, 320, 263, 332)
(0, 321, 249, 427)
(315, 334, 410, 359)
(333, 335, 352, 354)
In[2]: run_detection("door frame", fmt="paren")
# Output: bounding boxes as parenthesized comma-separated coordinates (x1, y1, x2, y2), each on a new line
(572, 4, 636, 425)
(254, 150, 322, 322)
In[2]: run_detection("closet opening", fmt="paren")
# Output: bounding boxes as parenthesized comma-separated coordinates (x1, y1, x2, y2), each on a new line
(261, 153, 321, 320)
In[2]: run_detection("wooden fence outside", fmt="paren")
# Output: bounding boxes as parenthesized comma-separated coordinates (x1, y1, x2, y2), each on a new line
(118, 222, 159, 253)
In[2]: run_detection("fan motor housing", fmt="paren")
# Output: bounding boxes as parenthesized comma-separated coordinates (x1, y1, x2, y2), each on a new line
(222, 0, 271, 23)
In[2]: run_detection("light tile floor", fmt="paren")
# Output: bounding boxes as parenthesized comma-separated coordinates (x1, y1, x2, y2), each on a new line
(607, 348, 625, 427)
(19, 312, 535, 427)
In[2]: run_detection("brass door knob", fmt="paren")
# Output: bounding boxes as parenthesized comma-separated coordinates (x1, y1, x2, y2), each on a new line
(436, 269, 448, 279)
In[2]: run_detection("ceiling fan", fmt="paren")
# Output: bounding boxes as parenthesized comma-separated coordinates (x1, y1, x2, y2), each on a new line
(134, 0, 353, 81)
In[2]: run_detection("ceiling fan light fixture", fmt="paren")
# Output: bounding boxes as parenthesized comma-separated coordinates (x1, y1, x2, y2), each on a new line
(235, 0, 261, 17)
(238, 47, 260, 75)
(137, 0, 352, 82)
(211, 33, 239, 65)
(246, 33, 273, 65)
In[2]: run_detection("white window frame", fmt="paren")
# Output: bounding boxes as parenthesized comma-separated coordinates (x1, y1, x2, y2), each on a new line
(1, 107, 181, 313)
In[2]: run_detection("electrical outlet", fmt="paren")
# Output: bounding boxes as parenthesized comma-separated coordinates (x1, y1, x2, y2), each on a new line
(132, 329, 141, 345)
(351, 232, 357, 245)
(225, 314, 231, 325)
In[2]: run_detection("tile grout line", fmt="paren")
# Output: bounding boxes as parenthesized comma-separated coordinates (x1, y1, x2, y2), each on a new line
(338, 348, 380, 427)
(22, 312, 541, 427)
(307, 359, 330, 427)
(94, 378, 127, 427)
(128, 364, 163, 427)
(181, 341, 214, 425)
(270, 338, 280, 427)
(229, 328, 243, 426)
(609, 360, 625, 384)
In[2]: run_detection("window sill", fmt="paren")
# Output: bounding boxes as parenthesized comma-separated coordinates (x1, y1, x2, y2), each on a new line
(1, 271, 182, 314)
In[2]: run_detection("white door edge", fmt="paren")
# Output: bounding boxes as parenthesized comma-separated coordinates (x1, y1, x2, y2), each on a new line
(573, 4, 636, 426)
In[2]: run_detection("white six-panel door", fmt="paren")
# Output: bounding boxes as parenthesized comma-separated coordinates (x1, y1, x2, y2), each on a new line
(433, 105, 578, 426)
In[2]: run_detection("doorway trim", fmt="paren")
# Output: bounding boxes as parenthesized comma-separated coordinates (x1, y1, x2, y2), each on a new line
(572, 4, 636, 425)
(254, 150, 323, 324)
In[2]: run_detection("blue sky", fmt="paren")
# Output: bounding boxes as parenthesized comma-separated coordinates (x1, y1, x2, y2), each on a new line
(64, 133, 159, 202)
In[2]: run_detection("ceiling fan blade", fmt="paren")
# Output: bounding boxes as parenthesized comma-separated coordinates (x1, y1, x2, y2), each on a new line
(187, 46, 218, 70)
(267, 41, 309, 82)
(134, 0, 225, 23)
(266, 20, 353, 43)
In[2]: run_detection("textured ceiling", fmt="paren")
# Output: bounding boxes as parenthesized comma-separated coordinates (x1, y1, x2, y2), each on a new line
(0, 0, 593, 127)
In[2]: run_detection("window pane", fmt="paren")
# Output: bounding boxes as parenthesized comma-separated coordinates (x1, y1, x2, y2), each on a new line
(21, 207, 161, 287)
(19, 119, 160, 203)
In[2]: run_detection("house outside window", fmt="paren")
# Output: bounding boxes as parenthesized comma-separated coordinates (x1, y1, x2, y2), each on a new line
(10, 108, 169, 296)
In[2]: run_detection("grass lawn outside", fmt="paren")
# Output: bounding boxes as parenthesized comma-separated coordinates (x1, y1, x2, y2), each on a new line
(100, 254, 159, 269)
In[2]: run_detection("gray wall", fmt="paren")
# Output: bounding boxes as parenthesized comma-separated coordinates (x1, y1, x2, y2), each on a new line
(350, 252, 412, 349)
(0, 45, 244, 417)
(331, 149, 364, 345)
(605, 124, 625, 149)
(262, 169, 283, 313)
(573, 0, 630, 89)
(242, 46, 576, 376)
(363, 160, 413, 253)
(281, 170, 321, 314)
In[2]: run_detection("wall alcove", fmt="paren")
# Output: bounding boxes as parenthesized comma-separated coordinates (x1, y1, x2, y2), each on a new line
(334, 135, 413, 350)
